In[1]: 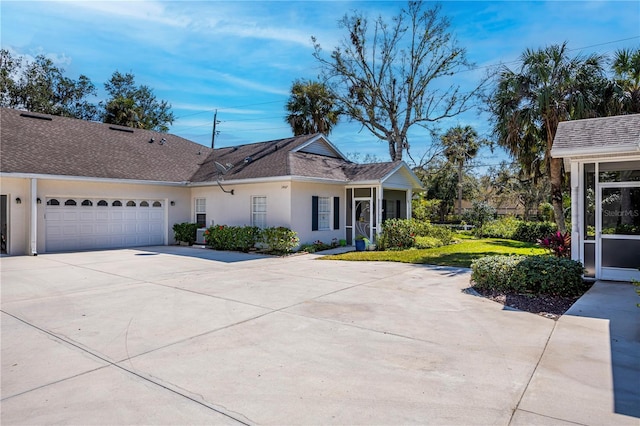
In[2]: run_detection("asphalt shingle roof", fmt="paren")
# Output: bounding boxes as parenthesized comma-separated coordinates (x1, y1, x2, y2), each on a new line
(1, 107, 211, 182)
(1, 107, 414, 186)
(552, 114, 640, 158)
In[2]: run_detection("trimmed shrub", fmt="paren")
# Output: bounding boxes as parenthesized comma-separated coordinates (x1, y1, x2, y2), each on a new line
(413, 221, 454, 245)
(204, 225, 261, 252)
(414, 236, 444, 249)
(478, 216, 522, 240)
(471, 255, 586, 297)
(379, 218, 416, 250)
(173, 222, 198, 245)
(261, 226, 299, 254)
(512, 221, 557, 243)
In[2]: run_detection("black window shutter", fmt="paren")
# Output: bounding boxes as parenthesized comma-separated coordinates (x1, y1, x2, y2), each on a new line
(312, 196, 319, 231)
(382, 199, 387, 222)
(333, 197, 340, 229)
(396, 200, 401, 219)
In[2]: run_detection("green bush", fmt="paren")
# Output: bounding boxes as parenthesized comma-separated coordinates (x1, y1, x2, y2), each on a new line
(173, 222, 198, 245)
(261, 227, 299, 254)
(414, 236, 444, 249)
(379, 218, 416, 250)
(512, 221, 557, 243)
(478, 216, 522, 239)
(471, 255, 586, 296)
(204, 225, 260, 252)
(378, 218, 454, 250)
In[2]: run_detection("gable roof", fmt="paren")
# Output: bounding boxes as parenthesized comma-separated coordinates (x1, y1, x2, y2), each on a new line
(551, 114, 640, 158)
(0, 107, 210, 182)
(0, 107, 422, 190)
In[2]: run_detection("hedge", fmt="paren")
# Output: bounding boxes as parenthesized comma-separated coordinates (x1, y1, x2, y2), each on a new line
(471, 255, 586, 297)
(204, 225, 299, 254)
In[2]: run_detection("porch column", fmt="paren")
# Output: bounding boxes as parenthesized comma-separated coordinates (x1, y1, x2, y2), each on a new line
(30, 178, 38, 255)
(570, 162, 579, 262)
(406, 189, 413, 219)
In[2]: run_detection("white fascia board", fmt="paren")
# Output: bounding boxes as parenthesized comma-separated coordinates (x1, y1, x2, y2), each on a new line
(292, 134, 349, 160)
(551, 144, 640, 159)
(0, 172, 189, 186)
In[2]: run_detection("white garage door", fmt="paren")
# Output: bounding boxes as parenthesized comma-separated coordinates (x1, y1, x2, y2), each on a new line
(45, 197, 165, 252)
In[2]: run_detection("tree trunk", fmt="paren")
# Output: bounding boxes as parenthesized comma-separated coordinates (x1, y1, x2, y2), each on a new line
(550, 157, 566, 233)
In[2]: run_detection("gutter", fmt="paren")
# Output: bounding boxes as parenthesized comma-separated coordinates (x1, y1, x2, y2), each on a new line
(0, 172, 190, 187)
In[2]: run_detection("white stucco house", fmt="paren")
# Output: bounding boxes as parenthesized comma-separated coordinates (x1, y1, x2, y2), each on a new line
(551, 113, 640, 282)
(0, 107, 422, 255)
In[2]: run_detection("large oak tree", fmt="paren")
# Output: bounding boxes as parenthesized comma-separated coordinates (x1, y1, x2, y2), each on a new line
(312, 1, 481, 162)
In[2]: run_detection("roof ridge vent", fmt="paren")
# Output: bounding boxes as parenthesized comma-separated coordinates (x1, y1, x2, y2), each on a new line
(108, 126, 134, 133)
(20, 112, 53, 121)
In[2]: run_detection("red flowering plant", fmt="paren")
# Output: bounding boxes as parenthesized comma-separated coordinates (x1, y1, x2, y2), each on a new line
(538, 230, 571, 258)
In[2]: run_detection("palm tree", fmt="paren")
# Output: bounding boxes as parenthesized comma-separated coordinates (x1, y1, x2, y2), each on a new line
(285, 80, 341, 136)
(441, 125, 483, 215)
(612, 48, 640, 113)
(489, 42, 605, 232)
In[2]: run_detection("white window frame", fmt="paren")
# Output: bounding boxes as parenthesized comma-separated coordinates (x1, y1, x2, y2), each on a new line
(318, 196, 331, 230)
(195, 198, 206, 228)
(252, 196, 267, 228)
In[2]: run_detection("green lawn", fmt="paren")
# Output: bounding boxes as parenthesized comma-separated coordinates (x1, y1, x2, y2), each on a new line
(321, 237, 547, 268)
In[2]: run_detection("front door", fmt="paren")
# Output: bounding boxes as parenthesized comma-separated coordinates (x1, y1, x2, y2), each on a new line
(598, 183, 640, 281)
(354, 198, 372, 241)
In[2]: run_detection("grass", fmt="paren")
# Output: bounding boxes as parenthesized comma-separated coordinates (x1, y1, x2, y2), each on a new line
(321, 237, 547, 268)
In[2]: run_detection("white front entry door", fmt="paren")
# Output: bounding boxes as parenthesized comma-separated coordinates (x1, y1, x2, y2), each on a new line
(45, 197, 165, 252)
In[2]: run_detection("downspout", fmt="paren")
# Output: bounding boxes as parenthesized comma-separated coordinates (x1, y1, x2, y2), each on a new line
(30, 178, 38, 255)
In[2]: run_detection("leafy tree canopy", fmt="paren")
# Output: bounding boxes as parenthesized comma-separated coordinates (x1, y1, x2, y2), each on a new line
(0, 49, 98, 120)
(102, 71, 174, 132)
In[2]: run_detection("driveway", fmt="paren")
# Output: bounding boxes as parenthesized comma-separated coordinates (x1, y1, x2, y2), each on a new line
(1, 247, 638, 425)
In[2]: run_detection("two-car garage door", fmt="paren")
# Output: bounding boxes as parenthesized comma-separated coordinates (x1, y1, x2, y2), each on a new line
(45, 197, 165, 252)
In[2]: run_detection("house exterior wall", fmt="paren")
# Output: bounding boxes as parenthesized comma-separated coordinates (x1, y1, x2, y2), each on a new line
(0, 176, 192, 254)
(1, 177, 31, 255)
(190, 180, 293, 229)
(290, 181, 344, 245)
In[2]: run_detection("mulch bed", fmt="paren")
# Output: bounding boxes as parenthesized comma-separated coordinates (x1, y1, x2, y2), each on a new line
(471, 287, 591, 320)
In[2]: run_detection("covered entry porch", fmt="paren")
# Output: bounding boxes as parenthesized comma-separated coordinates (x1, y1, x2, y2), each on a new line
(344, 187, 413, 245)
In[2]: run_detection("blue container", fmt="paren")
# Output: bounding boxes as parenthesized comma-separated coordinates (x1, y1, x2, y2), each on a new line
(355, 239, 366, 251)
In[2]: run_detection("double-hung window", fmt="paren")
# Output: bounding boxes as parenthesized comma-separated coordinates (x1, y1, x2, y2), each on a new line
(312, 196, 340, 231)
(252, 196, 267, 228)
(318, 197, 331, 230)
(195, 198, 206, 228)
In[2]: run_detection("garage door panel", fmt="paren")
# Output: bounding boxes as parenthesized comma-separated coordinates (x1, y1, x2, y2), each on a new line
(63, 212, 78, 221)
(46, 199, 165, 252)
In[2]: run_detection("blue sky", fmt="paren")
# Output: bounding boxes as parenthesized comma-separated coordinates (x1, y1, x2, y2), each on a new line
(2, 1, 639, 170)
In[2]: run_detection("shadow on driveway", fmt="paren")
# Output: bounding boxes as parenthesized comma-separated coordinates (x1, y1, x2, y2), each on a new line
(564, 281, 640, 419)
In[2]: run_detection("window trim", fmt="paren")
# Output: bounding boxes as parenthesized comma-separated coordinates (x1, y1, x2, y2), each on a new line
(251, 195, 267, 228)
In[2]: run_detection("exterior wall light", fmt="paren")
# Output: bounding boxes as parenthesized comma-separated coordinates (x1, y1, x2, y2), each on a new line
(170, 201, 175, 206)
(15, 197, 21, 204)
(37, 198, 42, 204)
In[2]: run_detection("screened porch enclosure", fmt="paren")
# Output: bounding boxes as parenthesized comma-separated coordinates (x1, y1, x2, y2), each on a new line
(579, 160, 640, 281)
(345, 187, 411, 245)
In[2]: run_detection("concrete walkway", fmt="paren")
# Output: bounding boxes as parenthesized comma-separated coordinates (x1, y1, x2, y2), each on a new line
(1, 247, 638, 425)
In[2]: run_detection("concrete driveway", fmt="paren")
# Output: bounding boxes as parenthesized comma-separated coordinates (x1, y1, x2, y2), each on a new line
(1, 247, 638, 425)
